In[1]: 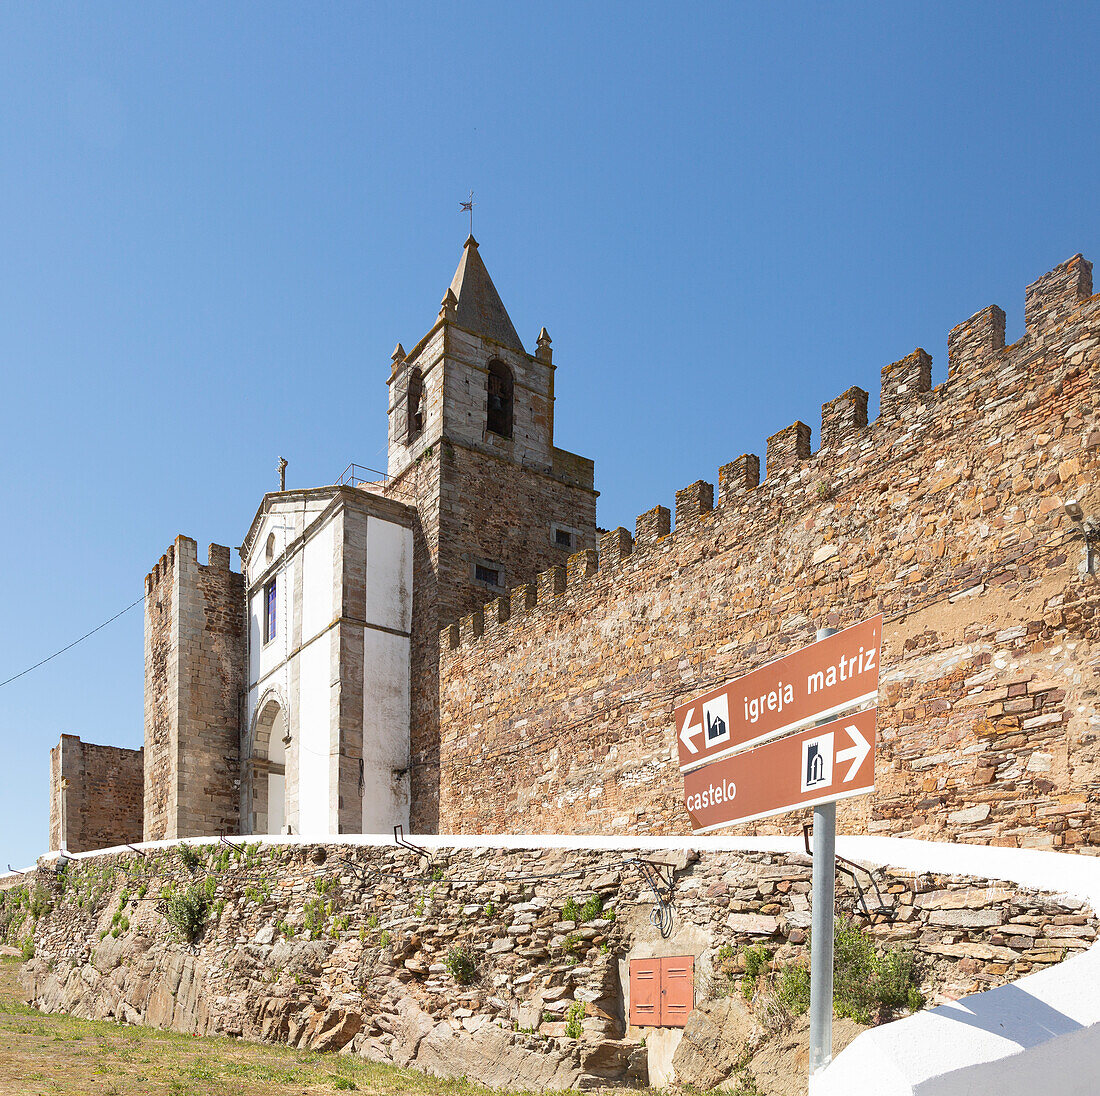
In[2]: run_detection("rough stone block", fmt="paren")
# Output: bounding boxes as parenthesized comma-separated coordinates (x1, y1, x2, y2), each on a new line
(820, 387, 869, 448)
(880, 348, 932, 418)
(948, 305, 1006, 378)
(566, 549, 598, 586)
(598, 527, 633, 568)
(510, 583, 537, 617)
(459, 610, 483, 644)
(537, 566, 566, 602)
(675, 481, 714, 525)
(766, 422, 811, 478)
(718, 455, 760, 500)
(928, 908, 1004, 928)
(484, 597, 510, 628)
(726, 912, 779, 934)
(635, 505, 670, 546)
(1026, 253, 1093, 333)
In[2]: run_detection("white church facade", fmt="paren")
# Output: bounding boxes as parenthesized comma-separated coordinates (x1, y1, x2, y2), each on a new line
(50, 234, 599, 852)
(240, 486, 414, 837)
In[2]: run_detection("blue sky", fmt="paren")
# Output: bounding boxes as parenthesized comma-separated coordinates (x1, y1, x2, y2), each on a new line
(1, 2, 1098, 867)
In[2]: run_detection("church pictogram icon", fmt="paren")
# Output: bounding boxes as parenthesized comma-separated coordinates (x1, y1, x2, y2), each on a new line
(800, 732, 834, 793)
(702, 695, 731, 746)
(706, 710, 727, 741)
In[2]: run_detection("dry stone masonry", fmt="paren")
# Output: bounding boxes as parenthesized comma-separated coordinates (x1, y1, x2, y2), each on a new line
(8, 841, 1096, 1091)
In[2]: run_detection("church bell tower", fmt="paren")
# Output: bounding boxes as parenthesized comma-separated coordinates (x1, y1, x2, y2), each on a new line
(384, 236, 599, 830)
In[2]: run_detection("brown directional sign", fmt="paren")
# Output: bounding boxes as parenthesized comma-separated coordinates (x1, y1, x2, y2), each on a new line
(682, 708, 877, 833)
(675, 615, 882, 773)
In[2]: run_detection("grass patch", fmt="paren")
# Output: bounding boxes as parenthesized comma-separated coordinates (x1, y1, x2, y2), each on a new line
(0, 956, 601, 1095)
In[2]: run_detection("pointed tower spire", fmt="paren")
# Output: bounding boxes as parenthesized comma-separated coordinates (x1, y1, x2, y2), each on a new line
(446, 236, 525, 352)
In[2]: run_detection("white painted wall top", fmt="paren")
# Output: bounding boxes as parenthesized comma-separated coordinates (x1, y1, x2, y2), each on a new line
(244, 493, 335, 587)
(811, 837, 1100, 1096)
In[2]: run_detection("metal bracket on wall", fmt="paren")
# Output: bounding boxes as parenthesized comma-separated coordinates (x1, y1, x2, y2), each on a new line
(627, 856, 678, 938)
(801, 823, 893, 921)
(393, 825, 434, 871)
(219, 836, 247, 855)
(126, 844, 146, 858)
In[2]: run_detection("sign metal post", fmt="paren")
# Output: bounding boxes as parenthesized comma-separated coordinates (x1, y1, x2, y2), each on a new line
(675, 619, 881, 1089)
(808, 627, 838, 1080)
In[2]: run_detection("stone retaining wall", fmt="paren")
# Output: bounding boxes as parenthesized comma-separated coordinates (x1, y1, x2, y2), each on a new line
(7, 840, 1097, 1090)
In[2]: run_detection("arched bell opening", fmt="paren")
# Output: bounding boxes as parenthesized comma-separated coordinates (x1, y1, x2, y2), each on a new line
(486, 359, 513, 438)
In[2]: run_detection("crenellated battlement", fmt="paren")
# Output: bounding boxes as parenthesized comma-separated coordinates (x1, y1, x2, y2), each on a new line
(441, 252, 1099, 657)
(144, 535, 237, 596)
(142, 532, 243, 843)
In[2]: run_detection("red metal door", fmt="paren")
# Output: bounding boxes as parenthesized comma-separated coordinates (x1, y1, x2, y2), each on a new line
(629, 955, 695, 1027)
(628, 958, 661, 1026)
(660, 955, 695, 1027)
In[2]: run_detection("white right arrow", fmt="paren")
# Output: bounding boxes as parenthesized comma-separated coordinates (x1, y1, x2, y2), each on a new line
(679, 706, 703, 754)
(835, 724, 871, 782)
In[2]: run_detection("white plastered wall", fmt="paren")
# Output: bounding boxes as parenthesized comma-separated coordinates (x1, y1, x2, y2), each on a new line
(245, 494, 340, 838)
(295, 632, 333, 838)
(267, 712, 286, 834)
(244, 492, 413, 838)
(360, 515, 412, 831)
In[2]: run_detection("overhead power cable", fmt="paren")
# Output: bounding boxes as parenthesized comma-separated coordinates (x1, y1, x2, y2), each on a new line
(0, 595, 144, 691)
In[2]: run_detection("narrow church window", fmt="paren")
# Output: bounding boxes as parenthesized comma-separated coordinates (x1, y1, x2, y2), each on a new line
(407, 367, 424, 443)
(264, 578, 277, 643)
(486, 360, 513, 438)
(265, 532, 275, 561)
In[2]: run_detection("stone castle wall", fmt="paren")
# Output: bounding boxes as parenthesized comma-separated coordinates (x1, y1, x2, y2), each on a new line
(437, 255, 1100, 845)
(143, 537, 245, 841)
(143, 541, 178, 841)
(12, 840, 1095, 1090)
(429, 439, 598, 642)
(48, 735, 143, 854)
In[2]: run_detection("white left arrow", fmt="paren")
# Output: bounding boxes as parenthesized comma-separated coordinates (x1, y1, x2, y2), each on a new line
(836, 724, 871, 782)
(679, 707, 703, 754)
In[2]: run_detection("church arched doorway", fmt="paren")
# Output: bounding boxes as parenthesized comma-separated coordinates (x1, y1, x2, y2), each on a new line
(250, 697, 287, 835)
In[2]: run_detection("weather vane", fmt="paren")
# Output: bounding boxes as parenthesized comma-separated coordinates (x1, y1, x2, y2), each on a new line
(460, 190, 475, 236)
